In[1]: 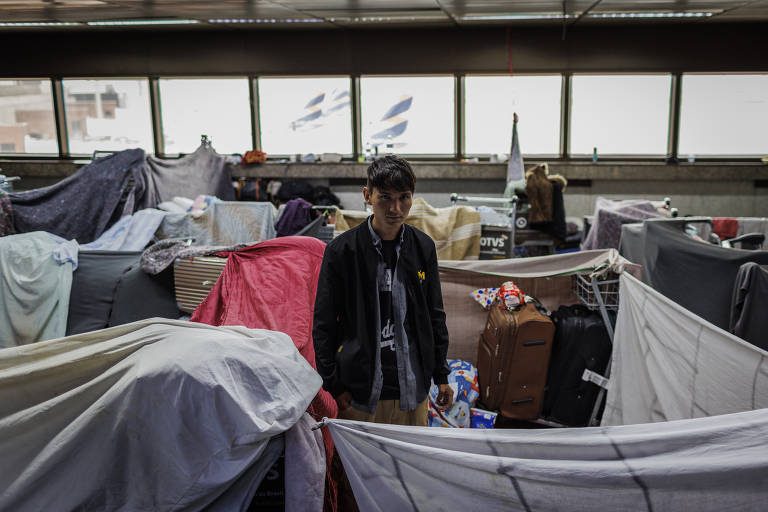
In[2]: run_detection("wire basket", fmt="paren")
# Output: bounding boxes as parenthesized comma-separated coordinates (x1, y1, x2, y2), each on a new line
(574, 273, 620, 311)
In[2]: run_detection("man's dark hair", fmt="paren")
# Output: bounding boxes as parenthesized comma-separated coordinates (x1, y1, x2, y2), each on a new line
(366, 155, 416, 193)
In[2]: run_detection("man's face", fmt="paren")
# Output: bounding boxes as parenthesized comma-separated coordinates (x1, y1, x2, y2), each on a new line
(364, 186, 413, 230)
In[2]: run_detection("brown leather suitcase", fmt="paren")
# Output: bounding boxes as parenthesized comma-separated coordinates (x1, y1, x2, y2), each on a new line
(477, 302, 555, 420)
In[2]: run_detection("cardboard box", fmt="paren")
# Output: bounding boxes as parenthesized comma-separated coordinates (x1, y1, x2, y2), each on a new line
(480, 226, 513, 259)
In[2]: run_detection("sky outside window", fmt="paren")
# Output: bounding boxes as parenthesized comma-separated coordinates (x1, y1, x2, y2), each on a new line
(63, 79, 153, 155)
(159, 78, 251, 155)
(570, 74, 671, 156)
(259, 77, 352, 156)
(361, 76, 454, 155)
(679, 74, 768, 157)
(464, 75, 561, 156)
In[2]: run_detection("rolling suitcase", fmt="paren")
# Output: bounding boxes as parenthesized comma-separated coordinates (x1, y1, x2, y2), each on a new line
(477, 302, 555, 420)
(541, 304, 614, 426)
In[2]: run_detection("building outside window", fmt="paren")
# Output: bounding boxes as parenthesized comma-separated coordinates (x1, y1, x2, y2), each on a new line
(159, 78, 252, 155)
(259, 76, 352, 157)
(679, 73, 768, 157)
(0, 79, 58, 155)
(360, 75, 454, 155)
(464, 75, 561, 156)
(570, 74, 671, 156)
(63, 79, 153, 155)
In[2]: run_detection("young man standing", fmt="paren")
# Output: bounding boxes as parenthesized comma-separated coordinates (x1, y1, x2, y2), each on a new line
(313, 155, 453, 427)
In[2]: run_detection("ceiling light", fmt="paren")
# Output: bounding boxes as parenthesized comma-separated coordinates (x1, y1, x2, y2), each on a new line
(87, 19, 200, 26)
(328, 15, 445, 23)
(587, 11, 714, 18)
(0, 21, 81, 26)
(208, 18, 323, 24)
(460, 14, 571, 21)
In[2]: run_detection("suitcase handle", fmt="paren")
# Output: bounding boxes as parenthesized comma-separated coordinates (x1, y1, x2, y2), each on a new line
(509, 397, 534, 404)
(523, 340, 547, 347)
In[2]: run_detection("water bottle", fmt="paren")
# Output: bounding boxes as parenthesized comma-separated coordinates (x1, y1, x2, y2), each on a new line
(592, 147, 598, 162)
(385, 135, 394, 154)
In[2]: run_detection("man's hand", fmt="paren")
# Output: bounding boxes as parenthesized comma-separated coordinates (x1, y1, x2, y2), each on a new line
(435, 384, 454, 411)
(335, 391, 353, 412)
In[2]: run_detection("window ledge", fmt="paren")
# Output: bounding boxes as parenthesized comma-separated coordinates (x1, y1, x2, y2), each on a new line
(2, 159, 768, 184)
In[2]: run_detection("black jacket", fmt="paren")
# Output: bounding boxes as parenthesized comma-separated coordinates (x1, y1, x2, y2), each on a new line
(313, 219, 450, 404)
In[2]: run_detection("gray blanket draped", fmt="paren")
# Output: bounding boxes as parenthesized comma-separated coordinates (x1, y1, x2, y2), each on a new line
(730, 262, 768, 350)
(620, 219, 768, 331)
(138, 145, 235, 209)
(9, 149, 146, 243)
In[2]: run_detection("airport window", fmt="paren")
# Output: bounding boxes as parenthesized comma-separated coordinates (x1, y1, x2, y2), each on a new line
(62, 79, 153, 155)
(570, 74, 671, 156)
(679, 74, 768, 157)
(0, 79, 58, 155)
(259, 77, 352, 156)
(464, 75, 561, 156)
(158, 78, 252, 155)
(360, 75, 454, 155)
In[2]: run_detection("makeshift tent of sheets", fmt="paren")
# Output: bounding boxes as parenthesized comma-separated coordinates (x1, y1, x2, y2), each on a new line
(620, 218, 768, 351)
(321, 248, 768, 511)
(324, 408, 768, 512)
(0, 144, 245, 347)
(0, 319, 322, 511)
(581, 197, 676, 250)
(437, 249, 635, 366)
(5, 144, 235, 244)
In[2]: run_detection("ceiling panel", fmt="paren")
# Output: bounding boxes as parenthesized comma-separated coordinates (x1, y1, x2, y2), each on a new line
(0, 0, 767, 26)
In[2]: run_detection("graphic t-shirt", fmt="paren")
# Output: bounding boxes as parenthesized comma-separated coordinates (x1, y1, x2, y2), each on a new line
(379, 239, 399, 400)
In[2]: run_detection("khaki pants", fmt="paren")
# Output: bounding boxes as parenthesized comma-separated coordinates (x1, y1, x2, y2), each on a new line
(338, 399, 428, 426)
(335, 399, 428, 511)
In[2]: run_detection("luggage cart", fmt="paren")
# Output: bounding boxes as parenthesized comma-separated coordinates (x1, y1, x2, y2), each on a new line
(450, 193, 518, 259)
(450, 193, 556, 258)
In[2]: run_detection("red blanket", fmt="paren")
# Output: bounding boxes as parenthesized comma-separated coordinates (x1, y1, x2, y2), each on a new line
(713, 217, 738, 240)
(191, 236, 338, 511)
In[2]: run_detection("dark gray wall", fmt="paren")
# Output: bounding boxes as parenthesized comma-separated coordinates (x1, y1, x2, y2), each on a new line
(1, 22, 767, 77)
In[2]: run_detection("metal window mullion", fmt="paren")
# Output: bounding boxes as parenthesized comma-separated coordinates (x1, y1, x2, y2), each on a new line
(455, 74, 464, 160)
(149, 77, 164, 156)
(351, 75, 361, 159)
(559, 73, 571, 159)
(667, 72, 682, 161)
(250, 76, 261, 151)
(51, 78, 69, 158)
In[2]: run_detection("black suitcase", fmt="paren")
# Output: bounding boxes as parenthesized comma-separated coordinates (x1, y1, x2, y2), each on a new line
(542, 304, 614, 426)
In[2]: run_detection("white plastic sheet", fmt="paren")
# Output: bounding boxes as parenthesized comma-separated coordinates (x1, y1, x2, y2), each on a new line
(0, 319, 321, 511)
(327, 409, 768, 512)
(603, 273, 768, 426)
